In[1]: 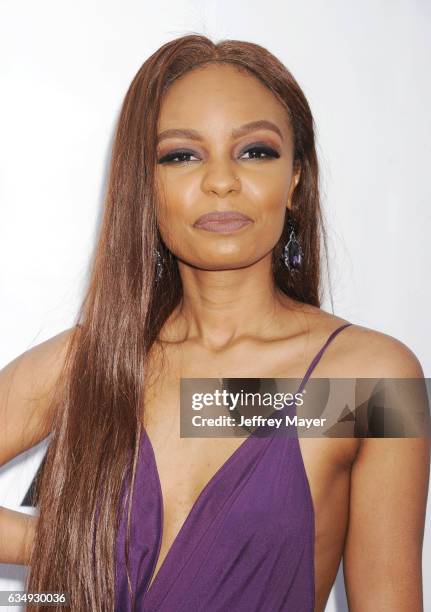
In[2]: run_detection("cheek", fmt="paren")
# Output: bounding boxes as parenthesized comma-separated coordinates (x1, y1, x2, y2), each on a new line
(155, 188, 198, 252)
(246, 168, 289, 208)
(250, 182, 288, 227)
(156, 173, 197, 221)
(247, 185, 288, 251)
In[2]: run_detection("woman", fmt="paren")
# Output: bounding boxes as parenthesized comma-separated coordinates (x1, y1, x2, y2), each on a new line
(0, 34, 429, 611)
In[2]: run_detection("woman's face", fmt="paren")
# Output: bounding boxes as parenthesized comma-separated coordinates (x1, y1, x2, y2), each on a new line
(155, 63, 300, 270)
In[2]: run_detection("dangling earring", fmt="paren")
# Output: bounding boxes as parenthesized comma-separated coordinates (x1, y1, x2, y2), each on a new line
(155, 248, 163, 280)
(282, 219, 303, 272)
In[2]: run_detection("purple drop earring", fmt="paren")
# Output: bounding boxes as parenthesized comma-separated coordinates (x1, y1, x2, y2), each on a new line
(282, 219, 303, 272)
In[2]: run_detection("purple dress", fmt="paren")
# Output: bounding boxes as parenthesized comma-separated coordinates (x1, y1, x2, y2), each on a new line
(115, 323, 353, 611)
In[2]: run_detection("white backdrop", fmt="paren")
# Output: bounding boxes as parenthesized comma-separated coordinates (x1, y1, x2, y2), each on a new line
(1, 1, 430, 610)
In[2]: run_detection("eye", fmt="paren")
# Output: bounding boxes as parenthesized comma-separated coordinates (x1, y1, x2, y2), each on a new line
(240, 144, 280, 161)
(157, 143, 281, 166)
(157, 149, 199, 165)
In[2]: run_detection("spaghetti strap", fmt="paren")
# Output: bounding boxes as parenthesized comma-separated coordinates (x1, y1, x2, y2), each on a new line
(298, 322, 353, 393)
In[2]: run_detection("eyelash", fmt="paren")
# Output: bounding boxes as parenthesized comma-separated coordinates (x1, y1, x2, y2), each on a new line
(157, 144, 280, 165)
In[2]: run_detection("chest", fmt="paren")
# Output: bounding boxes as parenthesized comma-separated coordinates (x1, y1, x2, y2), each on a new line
(146, 409, 356, 544)
(142, 343, 358, 527)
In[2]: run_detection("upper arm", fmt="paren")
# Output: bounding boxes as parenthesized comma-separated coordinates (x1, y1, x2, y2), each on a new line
(343, 336, 430, 611)
(0, 327, 76, 467)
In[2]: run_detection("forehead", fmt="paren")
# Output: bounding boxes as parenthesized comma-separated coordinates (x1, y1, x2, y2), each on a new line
(157, 64, 292, 138)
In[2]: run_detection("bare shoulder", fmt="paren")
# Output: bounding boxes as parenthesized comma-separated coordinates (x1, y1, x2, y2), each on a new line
(0, 327, 77, 386)
(0, 326, 78, 467)
(331, 321, 424, 378)
(294, 303, 425, 379)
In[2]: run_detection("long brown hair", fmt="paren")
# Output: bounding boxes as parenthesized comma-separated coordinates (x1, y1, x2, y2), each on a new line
(26, 33, 330, 610)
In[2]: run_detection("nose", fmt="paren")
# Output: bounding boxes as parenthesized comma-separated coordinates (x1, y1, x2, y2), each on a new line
(201, 160, 241, 197)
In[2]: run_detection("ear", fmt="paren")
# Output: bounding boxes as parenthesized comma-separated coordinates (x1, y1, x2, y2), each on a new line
(287, 164, 301, 210)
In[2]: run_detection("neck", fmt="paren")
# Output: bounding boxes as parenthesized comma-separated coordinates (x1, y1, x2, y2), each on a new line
(161, 254, 296, 350)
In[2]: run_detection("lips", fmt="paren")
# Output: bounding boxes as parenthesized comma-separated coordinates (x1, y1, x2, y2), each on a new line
(193, 210, 253, 233)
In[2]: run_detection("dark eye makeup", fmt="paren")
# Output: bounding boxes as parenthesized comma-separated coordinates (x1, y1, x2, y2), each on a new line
(157, 143, 281, 165)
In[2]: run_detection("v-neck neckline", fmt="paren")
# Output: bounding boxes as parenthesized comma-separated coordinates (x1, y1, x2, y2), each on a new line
(143, 394, 298, 599)
(143, 417, 264, 597)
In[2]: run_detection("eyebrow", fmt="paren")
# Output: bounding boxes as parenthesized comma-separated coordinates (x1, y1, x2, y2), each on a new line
(157, 120, 284, 144)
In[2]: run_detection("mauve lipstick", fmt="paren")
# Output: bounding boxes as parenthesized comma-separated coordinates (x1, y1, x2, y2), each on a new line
(193, 211, 253, 233)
